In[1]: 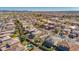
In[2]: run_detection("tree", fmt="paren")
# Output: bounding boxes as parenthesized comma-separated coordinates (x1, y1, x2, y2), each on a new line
(19, 35, 27, 43)
(14, 19, 25, 36)
(14, 19, 26, 43)
(53, 28, 60, 34)
(34, 37, 41, 43)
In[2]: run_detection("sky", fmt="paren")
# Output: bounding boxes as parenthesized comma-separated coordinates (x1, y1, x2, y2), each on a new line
(0, 7, 79, 11)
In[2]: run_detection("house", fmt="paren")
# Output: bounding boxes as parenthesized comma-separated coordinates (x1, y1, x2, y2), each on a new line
(63, 29, 70, 35)
(28, 31, 35, 39)
(56, 40, 70, 51)
(68, 33, 76, 39)
(72, 30, 79, 37)
(0, 36, 24, 51)
(70, 44, 79, 51)
(42, 36, 54, 48)
(44, 23, 55, 30)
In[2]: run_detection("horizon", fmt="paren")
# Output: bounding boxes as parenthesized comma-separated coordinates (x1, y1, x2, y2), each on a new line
(0, 7, 79, 11)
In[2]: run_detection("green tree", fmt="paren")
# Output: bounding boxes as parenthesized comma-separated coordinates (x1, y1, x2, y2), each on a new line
(14, 19, 25, 36)
(14, 19, 26, 43)
(19, 35, 27, 43)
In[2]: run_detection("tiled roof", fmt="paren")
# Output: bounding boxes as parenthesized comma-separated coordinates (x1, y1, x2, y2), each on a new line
(57, 40, 70, 48)
(70, 44, 79, 51)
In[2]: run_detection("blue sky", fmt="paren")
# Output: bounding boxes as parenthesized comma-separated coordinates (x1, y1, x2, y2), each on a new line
(0, 7, 79, 11)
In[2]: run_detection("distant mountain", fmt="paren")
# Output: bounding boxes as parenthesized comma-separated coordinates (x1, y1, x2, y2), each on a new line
(0, 10, 79, 14)
(0, 10, 32, 12)
(51, 11, 79, 13)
